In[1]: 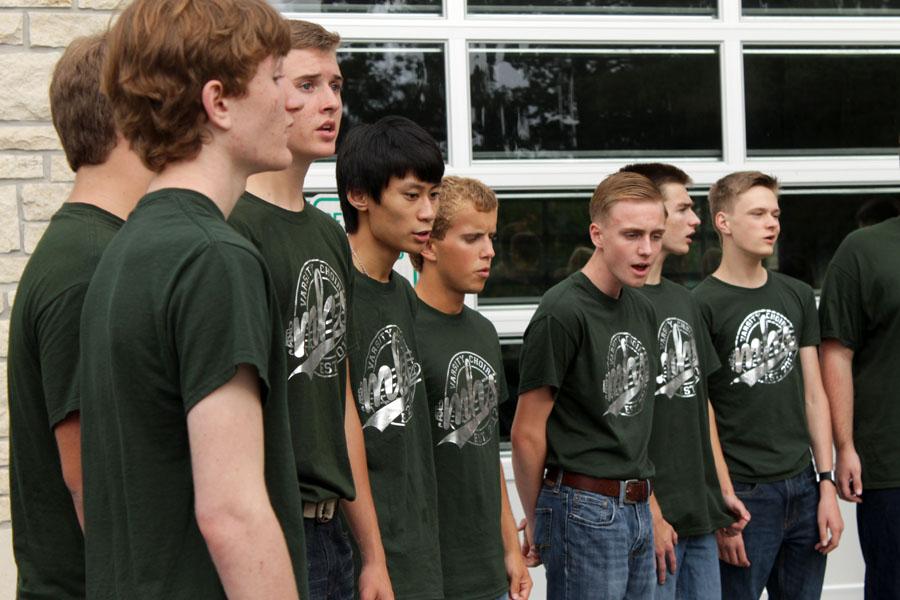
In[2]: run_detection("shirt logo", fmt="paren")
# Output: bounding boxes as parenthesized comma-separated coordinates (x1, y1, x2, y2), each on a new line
(602, 332, 650, 417)
(434, 352, 499, 448)
(729, 309, 798, 387)
(286, 259, 347, 379)
(655, 317, 701, 399)
(358, 325, 422, 431)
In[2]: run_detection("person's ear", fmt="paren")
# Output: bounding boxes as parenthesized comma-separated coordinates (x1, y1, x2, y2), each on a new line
(201, 80, 231, 131)
(714, 211, 731, 237)
(420, 237, 438, 263)
(347, 189, 370, 213)
(589, 221, 604, 250)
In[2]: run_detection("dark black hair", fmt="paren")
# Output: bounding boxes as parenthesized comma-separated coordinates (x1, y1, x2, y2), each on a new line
(336, 115, 445, 233)
(619, 162, 691, 190)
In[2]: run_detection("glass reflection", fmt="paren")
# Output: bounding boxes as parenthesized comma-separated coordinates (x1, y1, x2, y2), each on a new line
(336, 42, 448, 158)
(272, 0, 442, 13)
(468, 0, 715, 15)
(744, 47, 900, 156)
(470, 44, 722, 159)
(743, 0, 900, 16)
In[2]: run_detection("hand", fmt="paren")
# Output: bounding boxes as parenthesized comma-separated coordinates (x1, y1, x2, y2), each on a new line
(836, 447, 863, 503)
(518, 519, 541, 567)
(815, 483, 844, 554)
(721, 493, 751, 536)
(504, 548, 534, 600)
(716, 530, 750, 567)
(652, 514, 678, 585)
(358, 560, 394, 600)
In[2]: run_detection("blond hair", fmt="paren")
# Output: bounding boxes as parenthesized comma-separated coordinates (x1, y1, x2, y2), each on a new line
(589, 172, 663, 223)
(289, 19, 340, 52)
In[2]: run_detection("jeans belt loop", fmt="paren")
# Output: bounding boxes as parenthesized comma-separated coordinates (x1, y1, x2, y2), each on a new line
(554, 467, 564, 492)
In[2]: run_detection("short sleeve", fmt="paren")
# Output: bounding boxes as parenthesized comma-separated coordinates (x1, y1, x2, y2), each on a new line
(819, 258, 864, 351)
(799, 284, 821, 348)
(693, 303, 721, 378)
(37, 284, 89, 428)
(517, 314, 578, 395)
(169, 243, 273, 413)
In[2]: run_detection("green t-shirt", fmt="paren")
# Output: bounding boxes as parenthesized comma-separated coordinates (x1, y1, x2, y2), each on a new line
(8, 203, 123, 598)
(819, 217, 900, 489)
(229, 192, 355, 503)
(414, 300, 508, 600)
(637, 278, 732, 537)
(694, 271, 819, 483)
(79, 189, 307, 599)
(518, 272, 660, 480)
(349, 270, 443, 600)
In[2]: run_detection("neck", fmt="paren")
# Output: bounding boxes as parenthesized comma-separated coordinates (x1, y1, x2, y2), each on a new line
(67, 144, 154, 220)
(146, 144, 251, 219)
(245, 157, 311, 212)
(581, 250, 623, 299)
(347, 225, 398, 283)
(645, 248, 670, 285)
(714, 242, 768, 287)
(415, 269, 465, 314)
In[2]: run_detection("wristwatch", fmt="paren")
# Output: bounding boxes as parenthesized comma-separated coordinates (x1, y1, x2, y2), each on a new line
(817, 470, 836, 485)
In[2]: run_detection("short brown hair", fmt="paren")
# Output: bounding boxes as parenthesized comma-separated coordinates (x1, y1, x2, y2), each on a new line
(289, 19, 340, 52)
(50, 34, 117, 172)
(103, 0, 291, 172)
(589, 172, 663, 223)
(708, 171, 779, 221)
(410, 176, 498, 271)
(618, 163, 692, 190)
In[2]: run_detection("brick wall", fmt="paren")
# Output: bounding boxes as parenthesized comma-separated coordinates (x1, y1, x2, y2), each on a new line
(0, 1, 125, 533)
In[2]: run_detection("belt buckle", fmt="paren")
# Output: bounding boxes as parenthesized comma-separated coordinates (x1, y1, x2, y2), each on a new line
(316, 499, 335, 523)
(620, 479, 641, 504)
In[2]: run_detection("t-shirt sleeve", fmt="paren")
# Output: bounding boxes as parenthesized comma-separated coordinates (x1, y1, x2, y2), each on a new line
(37, 284, 90, 428)
(818, 257, 864, 350)
(169, 243, 274, 413)
(799, 283, 821, 348)
(517, 313, 578, 395)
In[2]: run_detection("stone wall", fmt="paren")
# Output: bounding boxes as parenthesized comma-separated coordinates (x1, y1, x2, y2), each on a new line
(0, 1, 125, 540)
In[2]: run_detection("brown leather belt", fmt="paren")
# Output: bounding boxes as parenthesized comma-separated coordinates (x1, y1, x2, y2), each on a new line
(544, 467, 651, 504)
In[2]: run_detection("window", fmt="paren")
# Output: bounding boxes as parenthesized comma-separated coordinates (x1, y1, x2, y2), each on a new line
(337, 42, 449, 158)
(744, 46, 900, 156)
(470, 44, 722, 160)
(468, 0, 716, 16)
(274, 0, 442, 14)
(742, 0, 900, 16)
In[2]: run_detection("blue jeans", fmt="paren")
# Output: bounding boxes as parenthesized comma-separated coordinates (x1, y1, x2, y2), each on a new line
(719, 467, 825, 600)
(534, 479, 655, 600)
(304, 516, 355, 600)
(653, 533, 720, 600)
(856, 487, 900, 600)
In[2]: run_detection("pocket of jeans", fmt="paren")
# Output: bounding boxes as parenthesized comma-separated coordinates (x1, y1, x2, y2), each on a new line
(732, 481, 760, 498)
(569, 491, 616, 528)
(533, 507, 552, 551)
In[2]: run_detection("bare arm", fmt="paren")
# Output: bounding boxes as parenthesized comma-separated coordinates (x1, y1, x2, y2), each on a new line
(340, 365, 393, 600)
(53, 413, 83, 530)
(819, 339, 862, 502)
(499, 461, 532, 600)
(799, 346, 843, 553)
(510, 386, 554, 565)
(649, 493, 677, 584)
(188, 364, 299, 600)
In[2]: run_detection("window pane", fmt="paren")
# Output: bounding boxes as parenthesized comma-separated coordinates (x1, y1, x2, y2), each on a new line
(468, 0, 715, 15)
(273, 0, 441, 13)
(336, 42, 448, 158)
(743, 0, 900, 16)
(744, 46, 900, 156)
(479, 189, 720, 304)
(470, 44, 722, 160)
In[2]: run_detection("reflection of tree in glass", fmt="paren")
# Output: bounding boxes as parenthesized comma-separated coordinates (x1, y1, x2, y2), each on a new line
(470, 44, 721, 159)
(743, 0, 899, 16)
(468, 0, 714, 15)
(273, 0, 441, 14)
(337, 45, 448, 156)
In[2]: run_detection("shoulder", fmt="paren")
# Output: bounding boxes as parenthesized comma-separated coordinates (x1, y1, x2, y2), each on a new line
(535, 275, 582, 320)
(462, 305, 500, 337)
(769, 270, 815, 300)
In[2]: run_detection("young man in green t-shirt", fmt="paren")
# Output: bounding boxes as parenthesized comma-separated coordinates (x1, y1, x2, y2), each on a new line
(7, 33, 153, 599)
(693, 171, 842, 600)
(619, 163, 748, 600)
(337, 115, 445, 600)
(410, 176, 532, 600)
(228, 20, 391, 600)
(819, 214, 900, 599)
(512, 172, 666, 600)
(78, 1, 307, 597)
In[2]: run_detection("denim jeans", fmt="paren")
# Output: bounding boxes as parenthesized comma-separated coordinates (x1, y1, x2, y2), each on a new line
(304, 516, 355, 600)
(653, 533, 720, 600)
(534, 479, 655, 600)
(856, 487, 900, 600)
(719, 467, 825, 600)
